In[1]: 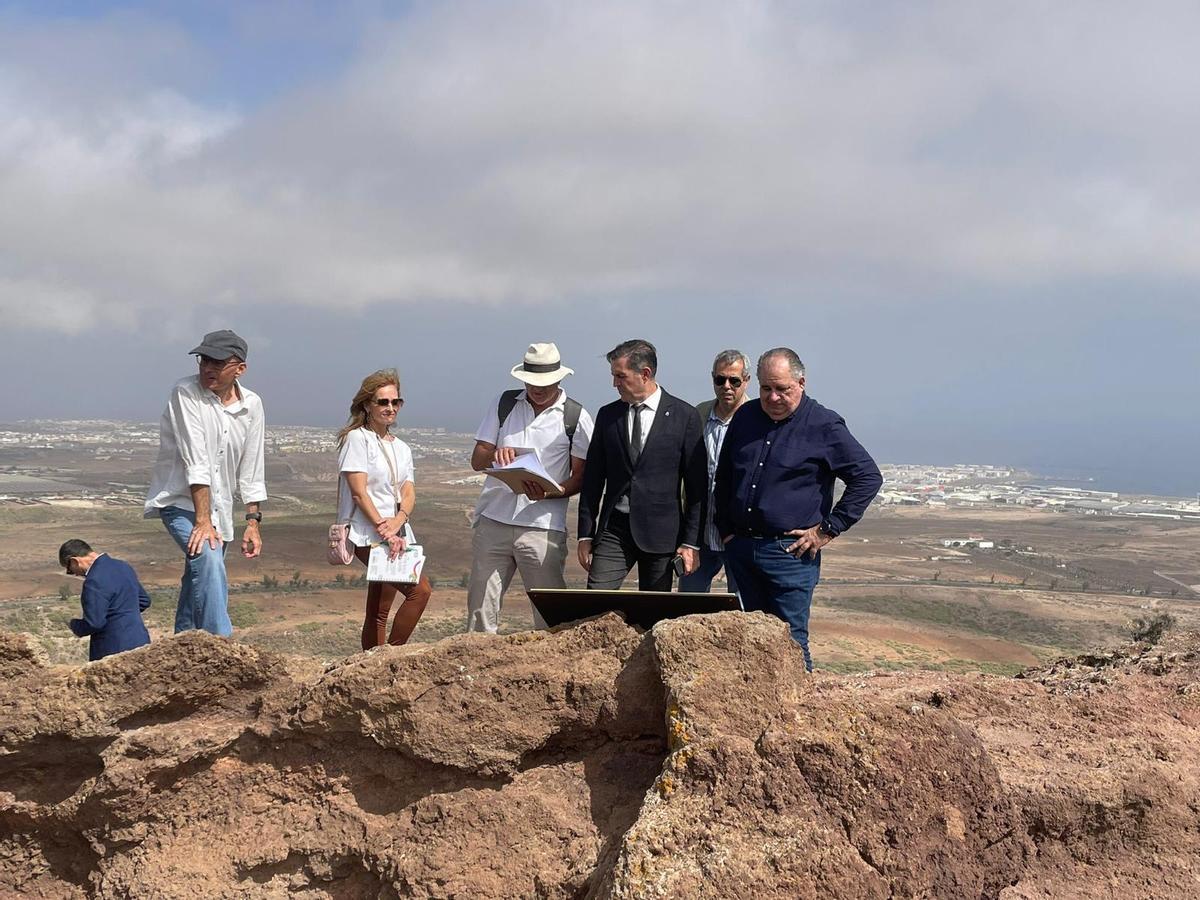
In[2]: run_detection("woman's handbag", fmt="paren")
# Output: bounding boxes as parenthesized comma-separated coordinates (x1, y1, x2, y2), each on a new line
(327, 521, 354, 566)
(327, 472, 355, 566)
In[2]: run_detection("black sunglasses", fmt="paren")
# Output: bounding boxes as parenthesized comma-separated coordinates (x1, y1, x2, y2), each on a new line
(713, 375, 745, 387)
(373, 398, 403, 407)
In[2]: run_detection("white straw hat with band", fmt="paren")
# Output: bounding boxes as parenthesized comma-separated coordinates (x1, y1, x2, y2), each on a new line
(510, 342, 574, 386)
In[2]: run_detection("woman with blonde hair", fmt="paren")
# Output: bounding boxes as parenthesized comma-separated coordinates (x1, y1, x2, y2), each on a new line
(336, 369, 431, 648)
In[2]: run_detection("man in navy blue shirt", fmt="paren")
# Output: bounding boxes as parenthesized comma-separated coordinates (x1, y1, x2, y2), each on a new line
(59, 539, 152, 661)
(714, 348, 882, 671)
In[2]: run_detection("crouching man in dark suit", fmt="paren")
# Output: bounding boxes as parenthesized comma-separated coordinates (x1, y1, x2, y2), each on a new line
(59, 539, 152, 661)
(578, 339, 707, 591)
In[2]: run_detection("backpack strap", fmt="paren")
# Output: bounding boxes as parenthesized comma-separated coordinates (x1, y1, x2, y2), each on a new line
(563, 397, 582, 457)
(497, 389, 523, 431)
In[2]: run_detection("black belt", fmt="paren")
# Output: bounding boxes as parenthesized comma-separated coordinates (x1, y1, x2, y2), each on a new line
(735, 529, 787, 540)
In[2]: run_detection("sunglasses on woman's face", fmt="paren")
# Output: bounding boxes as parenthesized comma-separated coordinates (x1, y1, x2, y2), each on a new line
(713, 375, 744, 387)
(374, 398, 403, 407)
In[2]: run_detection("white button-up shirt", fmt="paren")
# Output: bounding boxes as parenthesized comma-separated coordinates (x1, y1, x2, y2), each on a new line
(473, 389, 594, 532)
(627, 386, 661, 445)
(143, 376, 267, 542)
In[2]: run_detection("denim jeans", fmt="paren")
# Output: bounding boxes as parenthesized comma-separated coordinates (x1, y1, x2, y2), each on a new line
(677, 546, 739, 595)
(723, 536, 821, 671)
(159, 505, 232, 637)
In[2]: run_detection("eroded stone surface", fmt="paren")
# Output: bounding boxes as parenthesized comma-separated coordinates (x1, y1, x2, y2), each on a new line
(2, 614, 1199, 898)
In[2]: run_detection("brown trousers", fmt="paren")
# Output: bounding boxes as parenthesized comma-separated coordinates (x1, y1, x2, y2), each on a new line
(353, 545, 432, 649)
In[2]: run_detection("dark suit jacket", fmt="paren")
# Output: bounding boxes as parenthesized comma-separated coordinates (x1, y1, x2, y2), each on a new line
(578, 389, 707, 555)
(69, 554, 152, 661)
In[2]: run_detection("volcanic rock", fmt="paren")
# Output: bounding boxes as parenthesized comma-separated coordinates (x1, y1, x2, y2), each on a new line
(2, 614, 1199, 898)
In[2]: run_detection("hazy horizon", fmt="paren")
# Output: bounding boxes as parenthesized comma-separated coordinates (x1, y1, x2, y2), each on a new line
(1, 3, 1196, 498)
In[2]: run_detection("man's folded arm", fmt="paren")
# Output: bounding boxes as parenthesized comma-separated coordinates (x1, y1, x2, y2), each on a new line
(823, 419, 883, 535)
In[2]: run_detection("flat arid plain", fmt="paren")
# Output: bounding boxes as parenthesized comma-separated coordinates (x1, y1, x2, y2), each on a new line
(3, 426, 1198, 672)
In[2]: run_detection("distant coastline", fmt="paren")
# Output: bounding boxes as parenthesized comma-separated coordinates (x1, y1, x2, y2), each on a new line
(0, 419, 1196, 505)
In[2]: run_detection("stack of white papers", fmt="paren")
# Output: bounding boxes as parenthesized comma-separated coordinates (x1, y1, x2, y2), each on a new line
(367, 544, 426, 583)
(483, 448, 564, 495)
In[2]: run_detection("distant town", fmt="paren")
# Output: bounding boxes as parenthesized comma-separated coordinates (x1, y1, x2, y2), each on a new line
(1, 420, 1197, 520)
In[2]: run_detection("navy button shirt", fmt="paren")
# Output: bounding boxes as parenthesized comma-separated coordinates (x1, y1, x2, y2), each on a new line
(713, 394, 882, 540)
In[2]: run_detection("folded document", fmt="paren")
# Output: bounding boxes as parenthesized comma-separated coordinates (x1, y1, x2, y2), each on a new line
(483, 451, 564, 495)
(367, 544, 426, 583)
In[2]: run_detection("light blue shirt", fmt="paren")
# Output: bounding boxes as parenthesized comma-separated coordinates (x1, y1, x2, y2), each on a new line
(702, 406, 736, 551)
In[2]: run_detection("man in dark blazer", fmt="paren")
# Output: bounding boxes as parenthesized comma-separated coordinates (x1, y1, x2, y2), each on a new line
(59, 538, 152, 661)
(577, 339, 708, 591)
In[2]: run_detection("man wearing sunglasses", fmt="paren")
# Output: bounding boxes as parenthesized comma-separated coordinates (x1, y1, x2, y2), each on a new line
(144, 329, 267, 637)
(679, 349, 752, 595)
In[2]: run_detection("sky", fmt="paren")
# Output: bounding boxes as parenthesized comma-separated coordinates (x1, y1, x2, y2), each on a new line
(1, 1, 1197, 496)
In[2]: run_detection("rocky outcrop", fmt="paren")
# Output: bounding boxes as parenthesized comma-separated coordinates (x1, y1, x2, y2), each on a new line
(1, 614, 1198, 898)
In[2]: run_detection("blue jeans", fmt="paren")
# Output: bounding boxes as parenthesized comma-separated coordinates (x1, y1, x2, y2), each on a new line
(723, 536, 820, 671)
(159, 505, 232, 637)
(678, 546, 739, 595)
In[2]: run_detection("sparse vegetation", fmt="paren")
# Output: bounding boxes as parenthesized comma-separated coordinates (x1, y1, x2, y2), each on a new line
(229, 601, 260, 628)
(1129, 612, 1176, 645)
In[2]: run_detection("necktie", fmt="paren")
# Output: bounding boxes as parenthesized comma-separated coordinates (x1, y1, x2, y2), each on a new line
(630, 403, 645, 462)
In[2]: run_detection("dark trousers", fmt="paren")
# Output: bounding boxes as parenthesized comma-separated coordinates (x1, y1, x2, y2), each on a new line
(723, 536, 821, 671)
(353, 545, 432, 649)
(586, 510, 674, 592)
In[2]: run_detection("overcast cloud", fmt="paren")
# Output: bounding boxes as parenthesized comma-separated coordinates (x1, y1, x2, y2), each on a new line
(0, 1, 1196, 494)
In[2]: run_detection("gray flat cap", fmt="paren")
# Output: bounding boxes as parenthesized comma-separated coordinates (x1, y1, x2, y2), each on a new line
(189, 329, 249, 361)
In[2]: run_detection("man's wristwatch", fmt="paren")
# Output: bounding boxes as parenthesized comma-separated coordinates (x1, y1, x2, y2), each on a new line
(244, 512, 263, 523)
(817, 521, 835, 540)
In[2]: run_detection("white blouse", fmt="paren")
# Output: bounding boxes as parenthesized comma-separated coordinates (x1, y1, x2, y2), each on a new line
(337, 427, 417, 547)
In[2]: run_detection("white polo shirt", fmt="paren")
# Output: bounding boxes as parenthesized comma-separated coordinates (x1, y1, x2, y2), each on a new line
(144, 376, 267, 542)
(473, 389, 594, 532)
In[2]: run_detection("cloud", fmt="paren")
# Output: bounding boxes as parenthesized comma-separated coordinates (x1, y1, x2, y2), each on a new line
(3, 0, 1200, 336)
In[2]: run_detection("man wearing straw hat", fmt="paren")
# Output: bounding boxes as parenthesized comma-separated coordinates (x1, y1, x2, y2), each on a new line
(466, 343, 595, 633)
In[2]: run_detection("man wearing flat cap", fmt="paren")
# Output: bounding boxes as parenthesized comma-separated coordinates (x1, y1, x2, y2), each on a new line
(466, 342, 595, 633)
(144, 329, 267, 637)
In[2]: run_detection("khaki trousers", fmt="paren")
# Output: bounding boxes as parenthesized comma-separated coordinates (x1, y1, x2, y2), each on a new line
(466, 514, 567, 633)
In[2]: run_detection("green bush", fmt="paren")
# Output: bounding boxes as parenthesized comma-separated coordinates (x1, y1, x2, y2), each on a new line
(1129, 612, 1176, 644)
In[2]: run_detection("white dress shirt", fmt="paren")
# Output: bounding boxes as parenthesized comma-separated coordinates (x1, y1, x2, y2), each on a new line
(144, 376, 267, 542)
(337, 427, 417, 547)
(473, 389, 594, 532)
(627, 386, 662, 446)
(612, 386, 662, 515)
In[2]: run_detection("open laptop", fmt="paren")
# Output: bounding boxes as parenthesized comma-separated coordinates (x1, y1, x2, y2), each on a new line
(527, 588, 741, 630)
